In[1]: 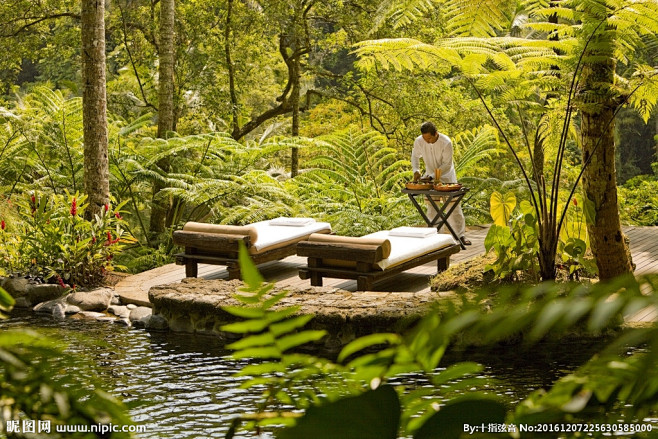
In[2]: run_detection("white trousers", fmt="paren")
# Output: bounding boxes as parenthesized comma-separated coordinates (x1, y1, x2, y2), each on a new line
(425, 197, 466, 238)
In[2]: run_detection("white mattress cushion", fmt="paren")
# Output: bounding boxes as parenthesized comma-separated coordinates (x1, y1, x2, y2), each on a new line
(269, 217, 316, 226)
(363, 230, 457, 270)
(251, 220, 332, 251)
(389, 226, 437, 238)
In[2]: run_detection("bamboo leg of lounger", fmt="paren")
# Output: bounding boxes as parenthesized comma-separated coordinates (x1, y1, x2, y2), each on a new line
(227, 262, 241, 280)
(308, 258, 323, 286)
(185, 260, 198, 278)
(437, 256, 450, 272)
(356, 276, 372, 291)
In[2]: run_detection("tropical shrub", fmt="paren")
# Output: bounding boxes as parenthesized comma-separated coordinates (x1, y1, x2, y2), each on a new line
(484, 192, 596, 281)
(224, 246, 658, 438)
(484, 192, 540, 281)
(618, 174, 658, 226)
(0, 192, 130, 287)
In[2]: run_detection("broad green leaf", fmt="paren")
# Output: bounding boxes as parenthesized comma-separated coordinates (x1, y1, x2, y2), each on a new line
(267, 307, 302, 325)
(232, 346, 281, 359)
(276, 330, 328, 352)
(490, 191, 516, 226)
(484, 224, 512, 253)
(277, 385, 400, 439)
(0, 287, 15, 317)
(227, 332, 276, 350)
(239, 242, 264, 289)
(588, 298, 625, 332)
(234, 363, 287, 377)
(338, 333, 402, 363)
(413, 397, 506, 439)
(431, 362, 483, 386)
(221, 319, 271, 334)
(583, 195, 596, 225)
(221, 306, 265, 319)
(262, 291, 289, 310)
(269, 314, 314, 337)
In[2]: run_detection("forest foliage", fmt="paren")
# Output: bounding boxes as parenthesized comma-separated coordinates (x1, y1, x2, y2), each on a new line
(0, 0, 656, 277)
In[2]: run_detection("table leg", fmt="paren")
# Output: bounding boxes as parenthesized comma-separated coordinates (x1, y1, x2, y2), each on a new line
(407, 193, 432, 226)
(425, 194, 466, 250)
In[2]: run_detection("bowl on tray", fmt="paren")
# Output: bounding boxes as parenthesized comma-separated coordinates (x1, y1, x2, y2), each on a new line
(433, 183, 462, 192)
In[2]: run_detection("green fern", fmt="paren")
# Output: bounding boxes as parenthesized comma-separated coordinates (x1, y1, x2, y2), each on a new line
(294, 129, 415, 235)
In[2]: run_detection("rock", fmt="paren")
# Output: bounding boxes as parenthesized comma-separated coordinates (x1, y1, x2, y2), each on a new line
(129, 306, 152, 322)
(115, 318, 131, 327)
(33, 297, 67, 314)
(27, 284, 66, 305)
(77, 311, 107, 319)
(168, 315, 193, 333)
(1, 277, 30, 296)
(108, 305, 130, 319)
(95, 316, 118, 322)
(144, 314, 169, 331)
(0, 277, 65, 306)
(13, 297, 32, 308)
(126, 304, 137, 310)
(110, 295, 122, 306)
(52, 303, 66, 320)
(66, 288, 113, 311)
(65, 305, 81, 315)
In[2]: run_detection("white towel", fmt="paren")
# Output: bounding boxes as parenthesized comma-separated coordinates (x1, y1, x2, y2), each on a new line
(269, 217, 316, 227)
(388, 226, 437, 238)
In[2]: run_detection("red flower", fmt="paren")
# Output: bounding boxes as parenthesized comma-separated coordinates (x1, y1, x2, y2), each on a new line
(70, 197, 77, 216)
(104, 203, 110, 213)
(1, 220, 5, 230)
(114, 212, 122, 220)
(56, 276, 66, 288)
(573, 198, 578, 207)
(92, 236, 97, 244)
(30, 194, 36, 213)
(105, 231, 113, 246)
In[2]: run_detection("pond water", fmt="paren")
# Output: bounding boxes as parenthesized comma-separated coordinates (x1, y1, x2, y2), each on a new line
(0, 311, 651, 438)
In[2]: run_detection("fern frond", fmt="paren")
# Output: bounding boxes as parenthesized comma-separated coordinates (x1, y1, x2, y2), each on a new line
(444, 0, 517, 37)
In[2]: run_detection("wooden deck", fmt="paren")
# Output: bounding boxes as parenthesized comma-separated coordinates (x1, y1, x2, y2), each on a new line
(115, 226, 658, 322)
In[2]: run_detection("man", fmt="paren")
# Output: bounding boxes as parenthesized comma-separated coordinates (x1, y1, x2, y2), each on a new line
(411, 121, 471, 246)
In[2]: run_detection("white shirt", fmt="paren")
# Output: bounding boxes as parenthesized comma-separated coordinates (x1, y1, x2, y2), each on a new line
(411, 133, 457, 183)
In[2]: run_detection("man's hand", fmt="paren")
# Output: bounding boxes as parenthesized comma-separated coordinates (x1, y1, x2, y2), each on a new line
(413, 171, 421, 182)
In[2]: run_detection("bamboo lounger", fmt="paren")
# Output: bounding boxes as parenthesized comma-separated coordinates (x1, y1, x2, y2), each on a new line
(173, 218, 332, 279)
(297, 228, 460, 291)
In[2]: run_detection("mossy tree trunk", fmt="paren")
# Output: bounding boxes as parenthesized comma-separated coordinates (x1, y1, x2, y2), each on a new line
(150, 0, 176, 241)
(81, 0, 110, 220)
(578, 15, 633, 280)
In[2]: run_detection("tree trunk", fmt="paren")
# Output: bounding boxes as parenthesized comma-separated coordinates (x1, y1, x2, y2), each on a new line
(81, 0, 110, 220)
(149, 0, 176, 240)
(580, 55, 634, 279)
(290, 49, 301, 177)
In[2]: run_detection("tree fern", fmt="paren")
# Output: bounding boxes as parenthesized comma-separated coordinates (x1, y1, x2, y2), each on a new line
(453, 125, 500, 177)
(294, 129, 415, 235)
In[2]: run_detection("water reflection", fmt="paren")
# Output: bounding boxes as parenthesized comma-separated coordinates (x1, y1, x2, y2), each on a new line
(0, 311, 638, 438)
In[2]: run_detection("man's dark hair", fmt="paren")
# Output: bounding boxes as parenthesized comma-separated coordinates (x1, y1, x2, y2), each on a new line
(420, 121, 437, 135)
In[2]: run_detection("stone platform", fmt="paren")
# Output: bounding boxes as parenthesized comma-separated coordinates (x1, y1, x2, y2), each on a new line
(149, 277, 453, 352)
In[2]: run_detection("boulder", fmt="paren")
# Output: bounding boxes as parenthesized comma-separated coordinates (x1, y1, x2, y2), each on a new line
(66, 288, 113, 311)
(129, 306, 152, 322)
(115, 318, 131, 327)
(0, 277, 65, 307)
(108, 305, 131, 319)
(145, 314, 169, 331)
(33, 297, 67, 315)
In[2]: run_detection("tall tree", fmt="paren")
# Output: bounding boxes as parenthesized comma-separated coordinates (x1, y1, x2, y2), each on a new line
(81, 0, 110, 219)
(149, 0, 176, 238)
(577, 1, 634, 279)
